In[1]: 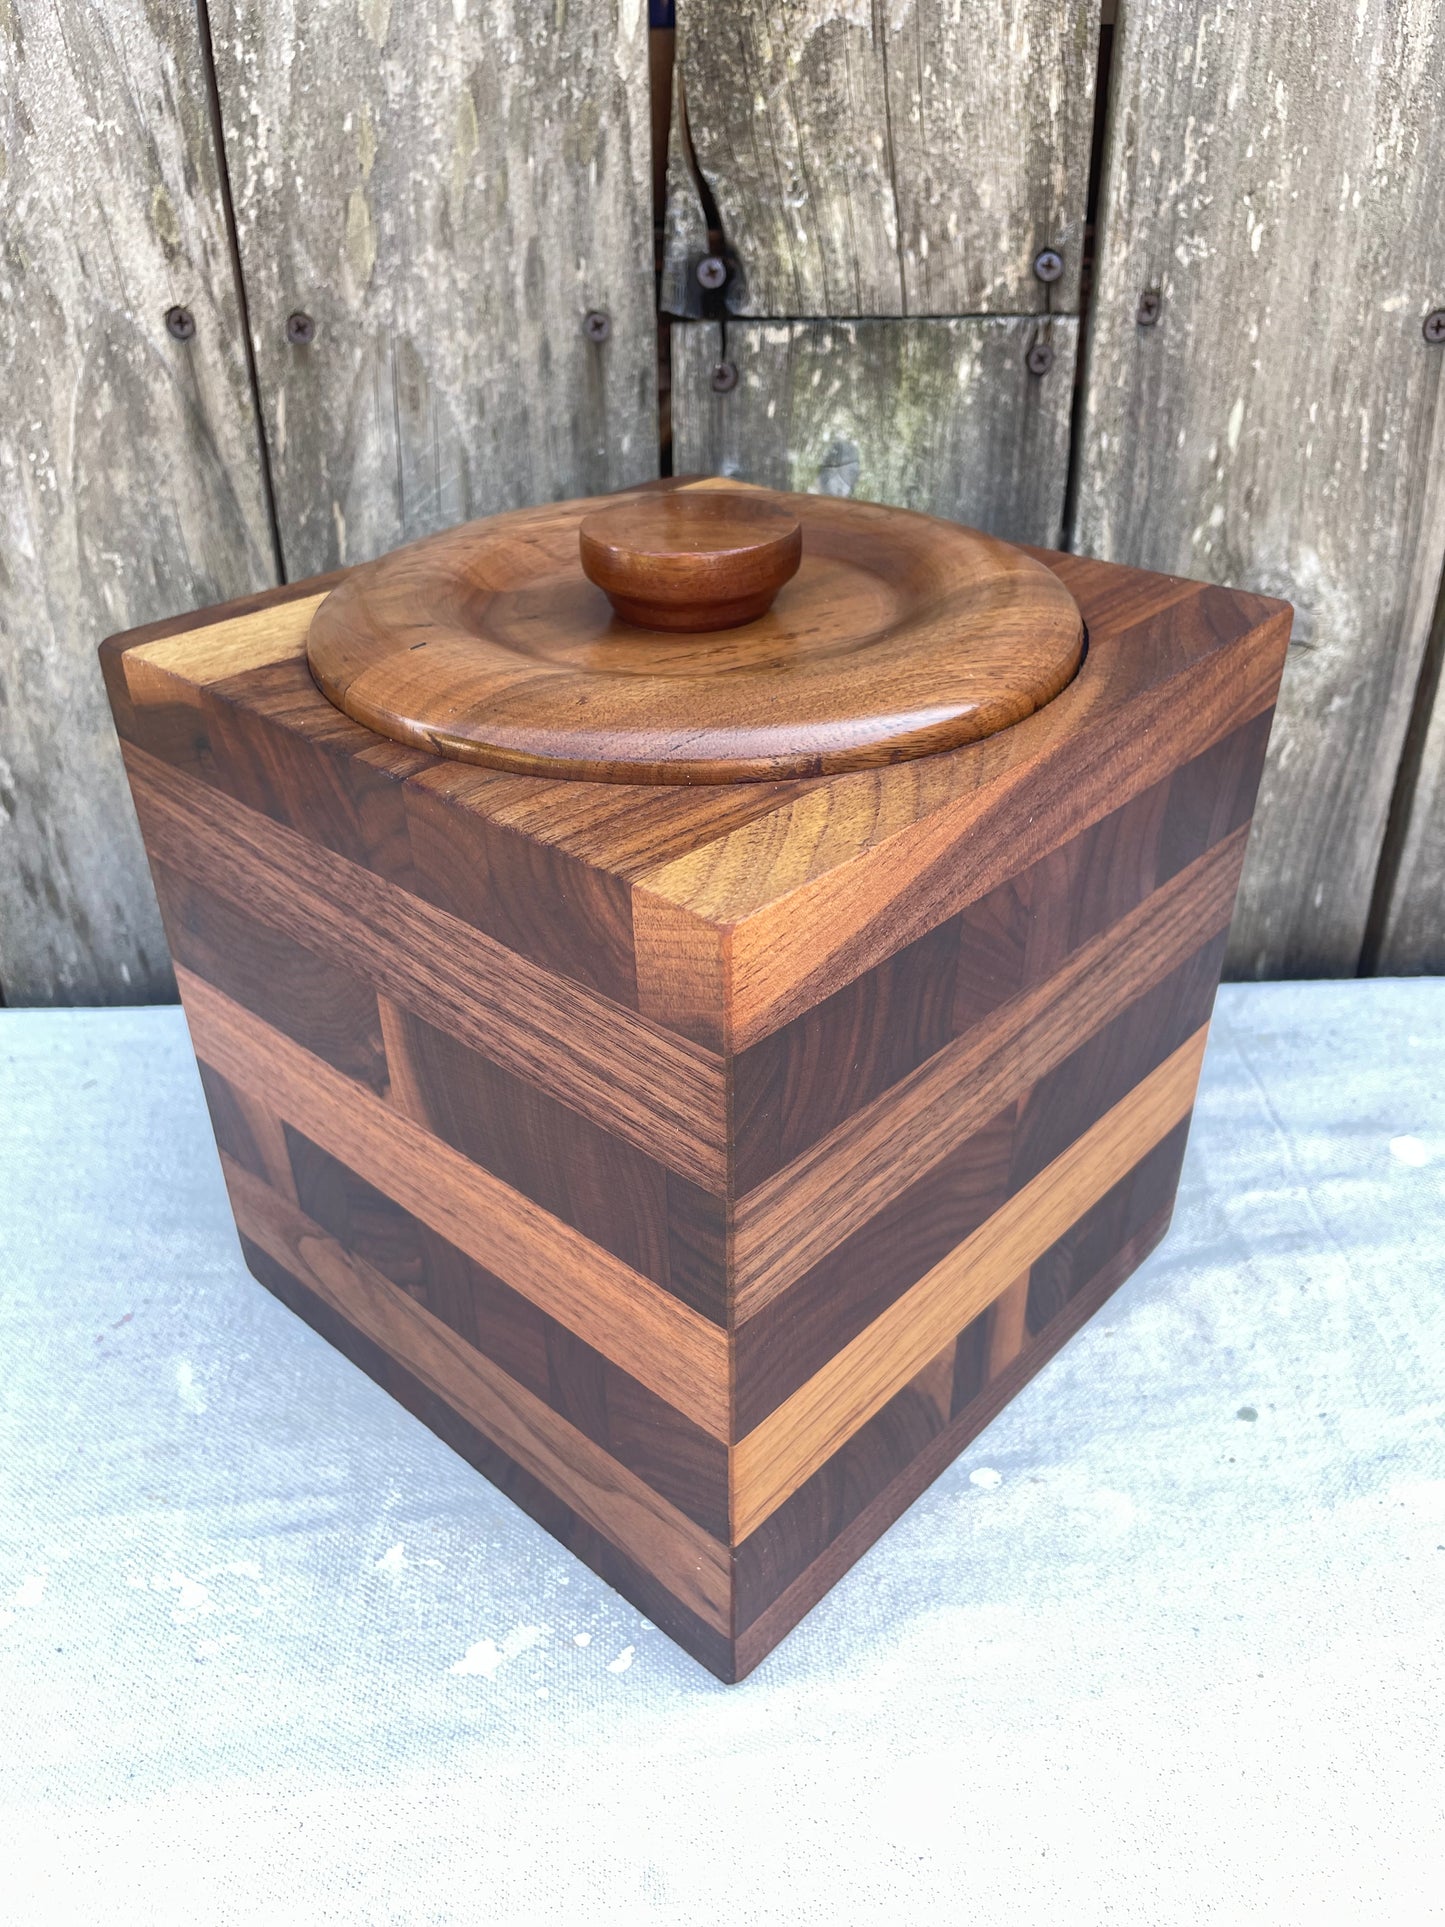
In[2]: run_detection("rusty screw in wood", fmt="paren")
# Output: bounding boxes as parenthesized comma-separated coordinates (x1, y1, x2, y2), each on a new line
(583, 310, 612, 344)
(286, 311, 316, 346)
(1033, 247, 1064, 284)
(1026, 340, 1054, 377)
(165, 306, 196, 342)
(710, 360, 739, 393)
(697, 255, 728, 291)
(1425, 310, 1445, 345)
(1137, 289, 1162, 327)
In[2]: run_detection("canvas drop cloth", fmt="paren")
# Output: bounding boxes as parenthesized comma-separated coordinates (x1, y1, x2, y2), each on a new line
(2, 981, 1443, 1925)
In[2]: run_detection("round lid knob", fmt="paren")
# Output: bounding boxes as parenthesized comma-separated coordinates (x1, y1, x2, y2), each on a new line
(578, 491, 803, 631)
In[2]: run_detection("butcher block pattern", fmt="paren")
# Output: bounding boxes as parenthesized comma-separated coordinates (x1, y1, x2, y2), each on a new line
(101, 506, 1289, 1681)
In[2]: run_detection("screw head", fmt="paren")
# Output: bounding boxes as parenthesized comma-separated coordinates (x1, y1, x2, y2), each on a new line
(286, 310, 316, 346)
(583, 310, 612, 344)
(1425, 309, 1445, 345)
(1033, 247, 1064, 285)
(696, 255, 728, 291)
(1137, 289, 1162, 327)
(1026, 340, 1054, 377)
(164, 305, 196, 342)
(710, 359, 739, 394)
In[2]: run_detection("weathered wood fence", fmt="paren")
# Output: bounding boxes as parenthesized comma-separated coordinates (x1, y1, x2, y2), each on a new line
(3, 0, 1442, 1005)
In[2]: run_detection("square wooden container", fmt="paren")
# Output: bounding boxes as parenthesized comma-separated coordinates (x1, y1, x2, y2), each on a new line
(102, 520, 1289, 1682)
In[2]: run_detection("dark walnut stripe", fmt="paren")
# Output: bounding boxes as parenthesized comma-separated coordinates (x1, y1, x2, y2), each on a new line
(376, 994, 722, 1317)
(125, 743, 728, 1191)
(239, 1234, 738, 1679)
(152, 851, 724, 1319)
(282, 1125, 729, 1538)
(731, 709, 1270, 1191)
(199, 1058, 727, 1536)
(734, 933, 1221, 1434)
(728, 1028, 1207, 1540)
(634, 584, 1285, 1053)
(232, 1179, 739, 1664)
(155, 859, 392, 1094)
(732, 824, 1248, 1316)
(1023, 1119, 1192, 1341)
(225, 1157, 733, 1630)
(180, 967, 731, 1440)
(731, 1199, 1179, 1676)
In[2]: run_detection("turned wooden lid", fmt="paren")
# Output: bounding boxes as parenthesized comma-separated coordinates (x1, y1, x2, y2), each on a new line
(306, 482, 1084, 785)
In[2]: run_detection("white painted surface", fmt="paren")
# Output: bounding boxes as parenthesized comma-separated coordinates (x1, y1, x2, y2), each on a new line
(2, 987, 1444, 1923)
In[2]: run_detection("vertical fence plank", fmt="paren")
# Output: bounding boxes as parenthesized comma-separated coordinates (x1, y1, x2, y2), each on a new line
(663, 1, 1099, 318)
(0, 3, 276, 1004)
(210, 0, 658, 578)
(1076, 1, 1445, 977)
(1372, 589, 1445, 973)
(672, 319, 1077, 546)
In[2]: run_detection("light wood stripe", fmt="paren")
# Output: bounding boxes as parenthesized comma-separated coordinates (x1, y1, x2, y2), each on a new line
(126, 744, 728, 1190)
(123, 596, 325, 695)
(178, 968, 730, 1441)
(732, 824, 1246, 1315)
(730, 1025, 1208, 1542)
(225, 1156, 731, 1631)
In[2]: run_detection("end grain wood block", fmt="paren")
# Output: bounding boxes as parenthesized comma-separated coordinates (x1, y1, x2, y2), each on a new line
(101, 483, 1289, 1682)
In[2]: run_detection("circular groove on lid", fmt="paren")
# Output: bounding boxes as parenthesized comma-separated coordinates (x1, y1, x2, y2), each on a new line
(306, 485, 1084, 785)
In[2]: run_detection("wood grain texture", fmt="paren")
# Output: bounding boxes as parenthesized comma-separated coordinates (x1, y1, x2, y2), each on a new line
(278, 1116, 728, 1536)
(1025, 1118, 1190, 1340)
(632, 575, 1288, 1051)
(1373, 584, 1445, 973)
(197, 1063, 299, 1205)
(1076, 0, 1445, 977)
(104, 491, 1290, 1680)
(193, 1052, 728, 1534)
(373, 992, 688, 1306)
(729, 1025, 1209, 1541)
(239, 1228, 738, 1677)
(986, 1275, 1033, 1379)
(124, 597, 329, 697)
(733, 1105, 1015, 1436)
(225, 1156, 731, 1631)
(124, 745, 729, 1189)
(158, 859, 391, 1093)
(107, 536, 1285, 1058)
(731, 1200, 1177, 1676)
(207, 0, 657, 577)
(578, 490, 804, 631)
(729, 709, 1270, 1191)
(671, 320, 1079, 549)
(305, 485, 1082, 781)
(177, 969, 730, 1440)
(663, 0, 1098, 317)
(0, 1, 274, 1003)
(731, 825, 1248, 1314)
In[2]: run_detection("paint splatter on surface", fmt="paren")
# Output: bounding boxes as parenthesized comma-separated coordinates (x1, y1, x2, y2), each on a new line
(174, 1360, 207, 1414)
(2, 989, 1443, 1921)
(449, 1626, 543, 1679)
(1389, 1136, 1430, 1167)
